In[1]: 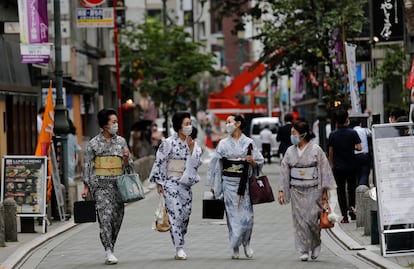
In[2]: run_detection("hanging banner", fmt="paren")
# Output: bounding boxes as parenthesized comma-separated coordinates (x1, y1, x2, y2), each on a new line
(17, 0, 48, 44)
(17, 0, 50, 64)
(345, 42, 362, 114)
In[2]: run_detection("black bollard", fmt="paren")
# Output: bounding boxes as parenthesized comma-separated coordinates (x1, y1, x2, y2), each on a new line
(0, 203, 5, 247)
(4, 198, 18, 241)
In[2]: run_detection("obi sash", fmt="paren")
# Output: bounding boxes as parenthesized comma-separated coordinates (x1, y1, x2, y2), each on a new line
(167, 159, 185, 177)
(94, 156, 123, 176)
(222, 159, 245, 177)
(290, 162, 317, 181)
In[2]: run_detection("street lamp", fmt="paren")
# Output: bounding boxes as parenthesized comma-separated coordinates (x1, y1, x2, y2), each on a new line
(53, 0, 70, 217)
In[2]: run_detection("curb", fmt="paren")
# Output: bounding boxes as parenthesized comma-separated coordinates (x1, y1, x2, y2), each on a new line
(0, 222, 77, 269)
(0, 186, 153, 269)
(329, 223, 405, 269)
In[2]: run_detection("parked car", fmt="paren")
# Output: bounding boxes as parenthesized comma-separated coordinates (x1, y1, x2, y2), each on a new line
(249, 117, 280, 156)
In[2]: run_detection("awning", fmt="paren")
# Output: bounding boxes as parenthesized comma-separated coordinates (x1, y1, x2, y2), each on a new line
(41, 78, 99, 95)
(0, 83, 40, 96)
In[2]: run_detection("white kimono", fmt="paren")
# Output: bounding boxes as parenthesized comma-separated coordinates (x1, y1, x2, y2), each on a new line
(149, 133, 202, 247)
(206, 134, 264, 249)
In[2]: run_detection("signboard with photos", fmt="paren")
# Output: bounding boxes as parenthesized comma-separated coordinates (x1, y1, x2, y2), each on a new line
(1, 156, 47, 217)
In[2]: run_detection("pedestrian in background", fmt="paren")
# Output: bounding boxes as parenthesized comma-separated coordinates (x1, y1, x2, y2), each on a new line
(37, 106, 45, 134)
(278, 120, 337, 261)
(67, 119, 82, 183)
(351, 118, 371, 186)
(277, 113, 293, 158)
(328, 110, 361, 223)
(81, 108, 132, 265)
(148, 112, 202, 260)
(206, 114, 264, 259)
(259, 124, 273, 164)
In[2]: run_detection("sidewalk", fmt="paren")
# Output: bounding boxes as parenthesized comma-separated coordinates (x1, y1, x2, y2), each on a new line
(1, 158, 413, 269)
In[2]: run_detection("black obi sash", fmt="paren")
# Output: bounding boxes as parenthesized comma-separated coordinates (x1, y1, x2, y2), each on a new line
(222, 159, 245, 177)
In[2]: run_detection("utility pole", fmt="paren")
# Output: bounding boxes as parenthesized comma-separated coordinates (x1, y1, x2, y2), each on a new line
(53, 0, 70, 217)
(113, 1, 123, 136)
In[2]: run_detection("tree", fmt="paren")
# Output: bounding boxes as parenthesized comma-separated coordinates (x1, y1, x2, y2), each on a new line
(213, 0, 367, 107)
(119, 19, 216, 130)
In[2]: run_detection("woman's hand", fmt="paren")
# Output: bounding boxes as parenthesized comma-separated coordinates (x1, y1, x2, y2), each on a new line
(157, 184, 164, 195)
(277, 191, 284, 205)
(81, 184, 89, 199)
(322, 189, 328, 201)
(123, 148, 130, 167)
(245, 155, 256, 168)
(186, 136, 194, 154)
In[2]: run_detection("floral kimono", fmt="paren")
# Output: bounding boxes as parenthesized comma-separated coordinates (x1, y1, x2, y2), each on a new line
(279, 141, 336, 254)
(83, 132, 133, 252)
(149, 133, 202, 247)
(206, 134, 264, 249)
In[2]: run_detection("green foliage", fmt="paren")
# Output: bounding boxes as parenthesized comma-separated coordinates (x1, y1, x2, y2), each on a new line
(370, 45, 405, 88)
(118, 19, 216, 116)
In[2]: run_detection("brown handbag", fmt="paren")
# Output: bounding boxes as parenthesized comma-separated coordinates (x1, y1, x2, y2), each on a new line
(318, 199, 334, 229)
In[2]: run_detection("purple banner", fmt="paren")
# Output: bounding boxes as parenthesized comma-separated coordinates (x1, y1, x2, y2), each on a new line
(27, 0, 48, 44)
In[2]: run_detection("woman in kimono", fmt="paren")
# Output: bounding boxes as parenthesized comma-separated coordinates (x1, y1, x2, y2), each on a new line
(277, 120, 337, 261)
(81, 108, 133, 265)
(206, 114, 264, 259)
(149, 112, 202, 260)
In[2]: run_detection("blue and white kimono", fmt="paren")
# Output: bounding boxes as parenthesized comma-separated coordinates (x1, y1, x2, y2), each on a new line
(206, 134, 264, 249)
(149, 133, 202, 248)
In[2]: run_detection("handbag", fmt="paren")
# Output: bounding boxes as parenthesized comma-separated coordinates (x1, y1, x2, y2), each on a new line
(318, 199, 334, 229)
(154, 195, 170, 232)
(117, 166, 145, 203)
(249, 168, 275, 205)
(73, 200, 96, 223)
(202, 191, 225, 219)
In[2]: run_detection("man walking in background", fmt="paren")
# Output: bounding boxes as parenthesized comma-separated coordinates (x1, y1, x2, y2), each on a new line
(260, 124, 273, 164)
(277, 113, 293, 158)
(328, 110, 362, 223)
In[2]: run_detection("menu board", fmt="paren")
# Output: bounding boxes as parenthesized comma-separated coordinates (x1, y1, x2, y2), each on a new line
(372, 122, 414, 257)
(1, 156, 47, 216)
(374, 136, 414, 225)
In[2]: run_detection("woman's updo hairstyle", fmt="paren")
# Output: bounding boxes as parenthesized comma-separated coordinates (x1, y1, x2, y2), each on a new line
(231, 114, 246, 130)
(293, 120, 315, 142)
(172, 111, 191, 132)
(97, 108, 117, 128)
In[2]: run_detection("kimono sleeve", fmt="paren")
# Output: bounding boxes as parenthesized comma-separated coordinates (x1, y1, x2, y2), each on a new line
(148, 138, 170, 185)
(180, 143, 202, 186)
(83, 141, 95, 185)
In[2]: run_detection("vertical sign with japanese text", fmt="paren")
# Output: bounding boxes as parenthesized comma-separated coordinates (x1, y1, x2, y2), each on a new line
(372, 0, 404, 42)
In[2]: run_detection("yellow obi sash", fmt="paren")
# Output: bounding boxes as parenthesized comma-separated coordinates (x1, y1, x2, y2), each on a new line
(94, 156, 123, 176)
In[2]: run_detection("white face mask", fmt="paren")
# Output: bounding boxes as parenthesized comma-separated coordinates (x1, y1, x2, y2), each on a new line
(226, 123, 236, 134)
(182, 125, 193, 136)
(290, 135, 300, 145)
(108, 123, 118, 135)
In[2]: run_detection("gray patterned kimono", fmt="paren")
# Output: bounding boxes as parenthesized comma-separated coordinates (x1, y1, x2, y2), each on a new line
(206, 134, 264, 249)
(83, 132, 133, 252)
(279, 141, 336, 254)
(149, 133, 202, 248)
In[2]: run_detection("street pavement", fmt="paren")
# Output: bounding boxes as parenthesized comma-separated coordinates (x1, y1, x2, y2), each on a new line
(1, 151, 413, 269)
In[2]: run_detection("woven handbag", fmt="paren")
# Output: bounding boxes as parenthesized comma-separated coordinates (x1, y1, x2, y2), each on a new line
(318, 199, 334, 229)
(117, 167, 145, 203)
